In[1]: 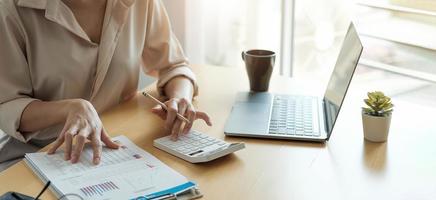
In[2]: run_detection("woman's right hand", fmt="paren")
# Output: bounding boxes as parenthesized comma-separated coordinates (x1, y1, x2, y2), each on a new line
(47, 99, 119, 164)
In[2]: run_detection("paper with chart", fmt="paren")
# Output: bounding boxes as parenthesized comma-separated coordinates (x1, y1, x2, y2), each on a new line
(25, 135, 189, 200)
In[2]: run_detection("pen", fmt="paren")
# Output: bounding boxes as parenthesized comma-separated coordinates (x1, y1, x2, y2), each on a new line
(142, 92, 191, 124)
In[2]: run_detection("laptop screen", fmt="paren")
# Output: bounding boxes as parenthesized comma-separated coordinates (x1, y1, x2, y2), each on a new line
(323, 23, 363, 139)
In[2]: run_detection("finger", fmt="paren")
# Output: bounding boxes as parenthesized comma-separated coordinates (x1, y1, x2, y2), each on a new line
(165, 99, 178, 131)
(196, 112, 213, 126)
(47, 135, 65, 155)
(171, 99, 189, 139)
(171, 118, 183, 141)
(48, 121, 75, 154)
(90, 134, 102, 165)
(151, 105, 167, 120)
(151, 104, 162, 112)
(48, 131, 66, 155)
(71, 129, 88, 163)
(101, 128, 119, 149)
(182, 105, 196, 134)
(64, 128, 76, 161)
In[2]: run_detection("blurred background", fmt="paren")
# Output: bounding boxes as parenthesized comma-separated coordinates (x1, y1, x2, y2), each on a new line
(145, 0, 436, 90)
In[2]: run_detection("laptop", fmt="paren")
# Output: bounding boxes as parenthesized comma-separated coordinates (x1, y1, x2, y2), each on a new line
(224, 23, 363, 142)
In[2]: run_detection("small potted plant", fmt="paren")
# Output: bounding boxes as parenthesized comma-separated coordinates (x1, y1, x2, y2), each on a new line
(362, 91, 394, 142)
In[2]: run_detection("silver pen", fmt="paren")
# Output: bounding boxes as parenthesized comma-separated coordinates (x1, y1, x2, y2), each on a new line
(142, 92, 191, 124)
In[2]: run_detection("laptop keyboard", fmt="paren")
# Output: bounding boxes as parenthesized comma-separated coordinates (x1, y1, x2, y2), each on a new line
(269, 95, 320, 137)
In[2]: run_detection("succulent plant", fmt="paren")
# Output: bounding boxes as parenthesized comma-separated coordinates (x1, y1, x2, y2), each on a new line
(362, 91, 394, 117)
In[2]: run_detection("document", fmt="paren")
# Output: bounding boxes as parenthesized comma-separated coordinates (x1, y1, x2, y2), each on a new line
(25, 135, 194, 200)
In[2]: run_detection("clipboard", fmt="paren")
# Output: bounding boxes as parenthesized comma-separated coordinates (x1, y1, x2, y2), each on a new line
(152, 187, 203, 200)
(133, 181, 203, 200)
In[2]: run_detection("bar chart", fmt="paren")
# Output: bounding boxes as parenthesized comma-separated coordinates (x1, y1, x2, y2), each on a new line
(80, 181, 120, 197)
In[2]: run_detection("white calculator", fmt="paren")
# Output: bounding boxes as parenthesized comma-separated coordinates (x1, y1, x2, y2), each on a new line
(154, 130, 245, 163)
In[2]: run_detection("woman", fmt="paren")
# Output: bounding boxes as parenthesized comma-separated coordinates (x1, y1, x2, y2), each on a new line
(0, 0, 211, 171)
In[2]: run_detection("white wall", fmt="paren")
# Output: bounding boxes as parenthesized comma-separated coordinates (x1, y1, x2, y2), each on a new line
(161, 0, 187, 50)
(138, 0, 186, 90)
(161, 0, 205, 64)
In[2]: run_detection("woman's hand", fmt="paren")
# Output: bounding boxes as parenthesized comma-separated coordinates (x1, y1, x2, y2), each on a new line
(47, 99, 119, 164)
(151, 97, 212, 140)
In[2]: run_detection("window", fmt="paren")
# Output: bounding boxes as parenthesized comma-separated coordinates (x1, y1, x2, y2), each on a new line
(355, 0, 436, 82)
(164, 0, 282, 71)
(292, 0, 353, 81)
(176, 0, 352, 80)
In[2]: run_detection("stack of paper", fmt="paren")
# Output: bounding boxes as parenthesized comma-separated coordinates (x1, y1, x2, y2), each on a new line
(25, 136, 198, 200)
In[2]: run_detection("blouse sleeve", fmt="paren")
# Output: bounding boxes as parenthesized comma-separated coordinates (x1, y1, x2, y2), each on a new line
(0, 4, 39, 142)
(141, 0, 198, 97)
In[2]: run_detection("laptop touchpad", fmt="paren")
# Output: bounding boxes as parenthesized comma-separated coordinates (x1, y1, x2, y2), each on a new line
(224, 92, 272, 135)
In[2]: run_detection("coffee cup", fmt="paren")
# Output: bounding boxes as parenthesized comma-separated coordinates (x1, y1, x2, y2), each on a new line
(241, 49, 276, 92)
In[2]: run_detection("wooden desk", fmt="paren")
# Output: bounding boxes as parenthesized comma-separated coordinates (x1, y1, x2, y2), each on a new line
(1, 65, 436, 200)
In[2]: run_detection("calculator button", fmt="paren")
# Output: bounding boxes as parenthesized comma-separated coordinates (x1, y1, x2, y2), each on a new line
(192, 131, 200, 135)
(296, 131, 304, 136)
(205, 142, 214, 146)
(176, 147, 186, 151)
(200, 139, 208, 144)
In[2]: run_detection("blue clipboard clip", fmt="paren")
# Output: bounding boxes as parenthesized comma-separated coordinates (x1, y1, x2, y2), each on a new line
(132, 182, 202, 200)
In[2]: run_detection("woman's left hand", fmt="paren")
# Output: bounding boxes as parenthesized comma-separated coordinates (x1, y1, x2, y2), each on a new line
(151, 97, 212, 140)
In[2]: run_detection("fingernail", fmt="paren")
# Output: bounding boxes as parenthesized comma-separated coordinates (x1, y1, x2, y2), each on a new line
(71, 155, 77, 163)
(94, 157, 100, 165)
(65, 155, 70, 161)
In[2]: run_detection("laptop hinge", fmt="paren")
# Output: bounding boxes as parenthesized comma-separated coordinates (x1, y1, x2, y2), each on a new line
(321, 99, 331, 139)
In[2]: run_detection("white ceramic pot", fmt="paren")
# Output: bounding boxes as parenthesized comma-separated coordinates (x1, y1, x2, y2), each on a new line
(362, 112, 392, 142)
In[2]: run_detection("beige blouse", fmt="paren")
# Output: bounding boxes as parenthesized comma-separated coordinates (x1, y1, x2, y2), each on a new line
(0, 0, 197, 167)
